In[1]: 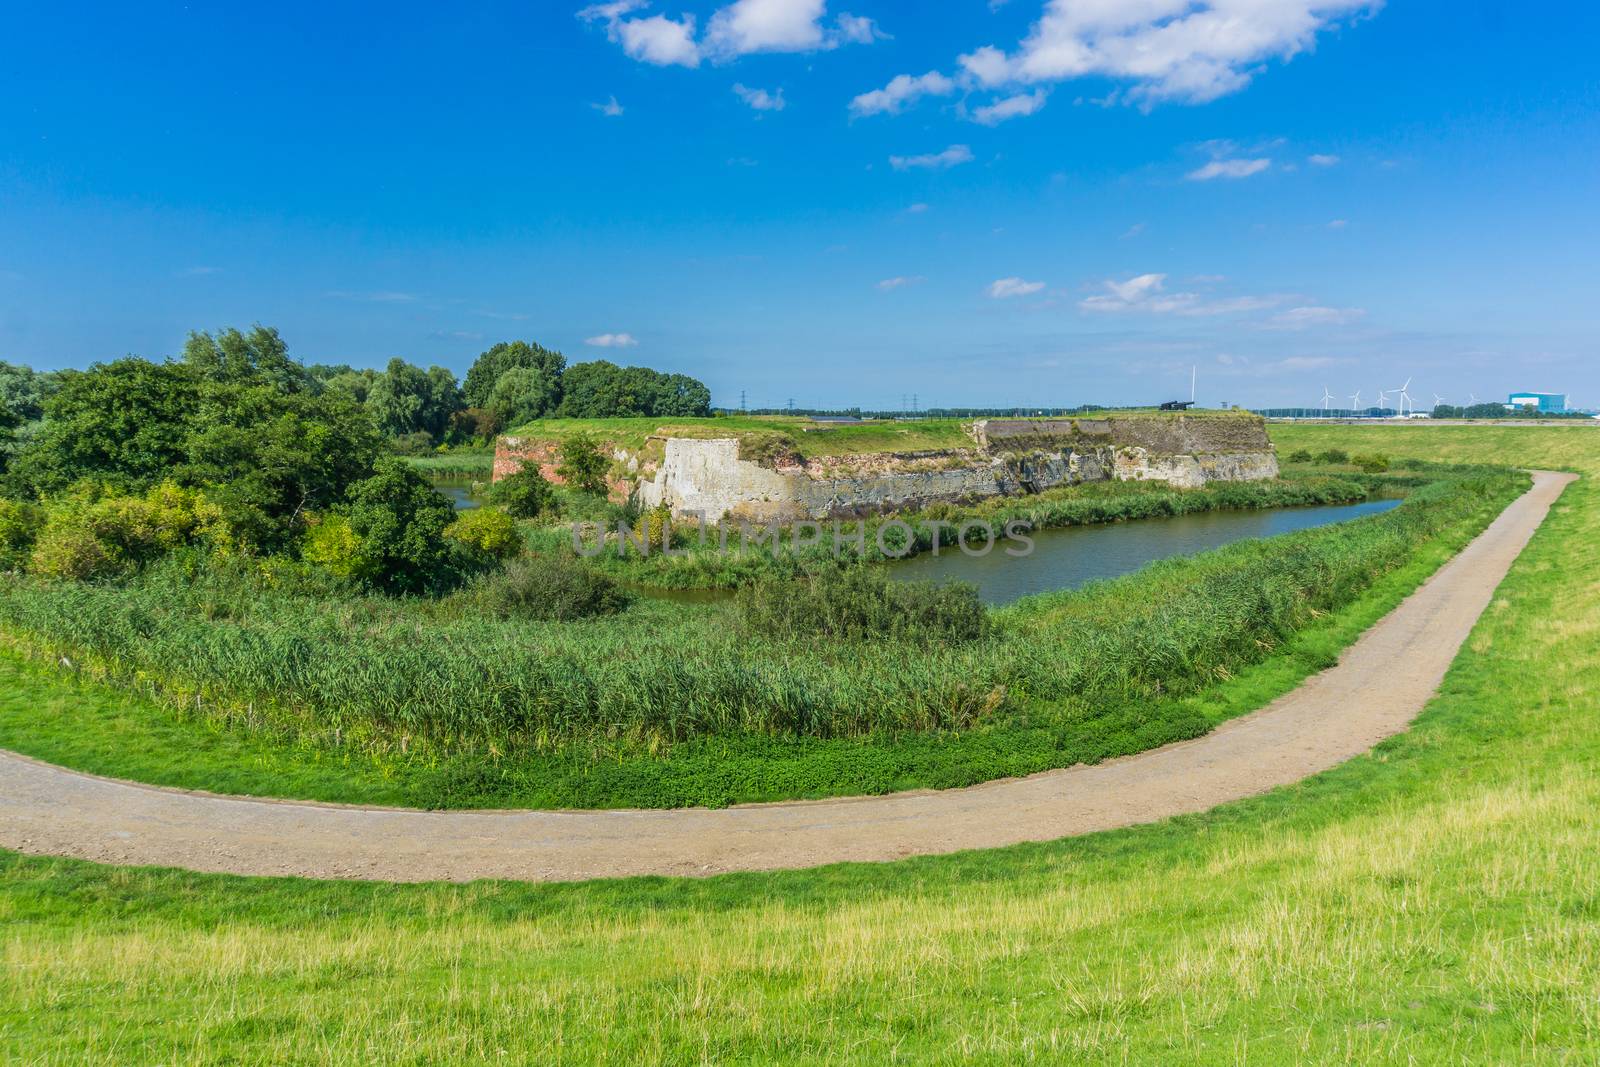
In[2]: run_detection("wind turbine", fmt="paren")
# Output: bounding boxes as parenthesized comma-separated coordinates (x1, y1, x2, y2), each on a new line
(1320, 386, 1335, 415)
(1468, 392, 1480, 405)
(1432, 392, 1447, 412)
(1377, 388, 1390, 415)
(1349, 389, 1362, 415)
(1394, 377, 1415, 417)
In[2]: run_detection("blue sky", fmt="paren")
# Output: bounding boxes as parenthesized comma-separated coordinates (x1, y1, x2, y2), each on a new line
(2, 1, 1597, 410)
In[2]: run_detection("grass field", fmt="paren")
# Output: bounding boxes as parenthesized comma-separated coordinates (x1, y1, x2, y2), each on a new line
(1, 424, 1596, 1063)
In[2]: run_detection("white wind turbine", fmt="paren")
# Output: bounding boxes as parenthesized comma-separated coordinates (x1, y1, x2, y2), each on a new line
(1377, 388, 1390, 414)
(1349, 389, 1362, 415)
(1433, 392, 1447, 412)
(1394, 377, 1415, 417)
(1320, 386, 1335, 415)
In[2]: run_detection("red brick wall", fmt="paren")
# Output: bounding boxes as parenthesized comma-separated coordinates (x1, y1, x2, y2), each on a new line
(492, 435, 637, 501)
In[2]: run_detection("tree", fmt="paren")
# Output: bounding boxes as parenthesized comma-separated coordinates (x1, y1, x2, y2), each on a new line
(0, 361, 60, 423)
(7, 359, 200, 494)
(557, 433, 610, 495)
(487, 465, 556, 518)
(339, 459, 460, 595)
(463, 341, 566, 411)
(486, 366, 558, 430)
(556, 360, 711, 418)
(423, 366, 463, 440)
(182, 325, 312, 394)
(365, 358, 430, 437)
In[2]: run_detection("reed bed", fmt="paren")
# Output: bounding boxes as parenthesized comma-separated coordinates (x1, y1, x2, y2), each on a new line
(0, 469, 1524, 759)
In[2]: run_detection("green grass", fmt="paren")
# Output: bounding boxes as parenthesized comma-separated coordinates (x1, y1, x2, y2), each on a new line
(399, 451, 494, 478)
(0, 424, 1595, 1063)
(504, 409, 1263, 458)
(0, 468, 1518, 808)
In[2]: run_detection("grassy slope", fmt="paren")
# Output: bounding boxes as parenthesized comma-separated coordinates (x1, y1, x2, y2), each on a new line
(1, 424, 1596, 1063)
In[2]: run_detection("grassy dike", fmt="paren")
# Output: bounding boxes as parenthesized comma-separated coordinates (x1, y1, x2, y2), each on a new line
(0, 425, 1595, 1062)
(0, 470, 1515, 809)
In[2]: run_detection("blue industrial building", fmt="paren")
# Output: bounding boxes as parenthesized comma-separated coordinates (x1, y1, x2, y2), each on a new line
(1507, 392, 1567, 413)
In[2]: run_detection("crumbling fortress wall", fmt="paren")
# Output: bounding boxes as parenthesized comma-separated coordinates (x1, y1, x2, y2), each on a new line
(496, 413, 1278, 522)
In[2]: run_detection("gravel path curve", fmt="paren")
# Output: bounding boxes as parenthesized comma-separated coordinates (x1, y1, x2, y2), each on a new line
(0, 471, 1573, 883)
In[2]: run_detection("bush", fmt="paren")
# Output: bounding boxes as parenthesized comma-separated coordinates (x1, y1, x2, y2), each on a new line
(737, 566, 991, 646)
(487, 465, 556, 519)
(0, 499, 45, 570)
(301, 513, 372, 583)
(1314, 448, 1350, 465)
(338, 459, 460, 595)
(28, 523, 113, 580)
(1286, 449, 1313, 463)
(1352, 452, 1391, 473)
(457, 555, 631, 621)
(557, 433, 610, 495)
(389, 431, 436, 456)
(443, 508, 520, 560)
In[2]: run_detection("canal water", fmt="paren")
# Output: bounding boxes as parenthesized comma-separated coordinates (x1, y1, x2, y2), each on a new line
(889, 498, 1401, 606)
(434, 484, 480, 511)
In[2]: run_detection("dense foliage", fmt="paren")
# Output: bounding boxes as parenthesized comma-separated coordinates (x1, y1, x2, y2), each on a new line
(737, 566, 991, 645)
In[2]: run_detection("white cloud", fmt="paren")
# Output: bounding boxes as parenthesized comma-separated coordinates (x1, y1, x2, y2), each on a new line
(592, 95, 625, 117)
(733, 83, 786, 110)
(1187, 157, 1271, 180)
(849, 71, 956, 117)
(960, 0, 1378, 105)
(616, 13, 701, 66)
(971, 89, 1048, 125)
(1308, 153, 1340, 166)
(876, 275, 923, 290)
(585, 332, 640, 347)
(988, 276, 1046, 298)
(582, 0, 879, 67)
(577, 0, 647, 20)
(889, 144, 974, 171)
(1265, 305, 1364, 328)
(904, 202, 930, 214)
(1080, 273, 1282, 316)
(706, 0, 828, 55)
(1327, 218, 1348, 229)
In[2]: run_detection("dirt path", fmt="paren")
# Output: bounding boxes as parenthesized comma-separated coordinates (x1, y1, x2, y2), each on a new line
(0, 472, 1574, 884)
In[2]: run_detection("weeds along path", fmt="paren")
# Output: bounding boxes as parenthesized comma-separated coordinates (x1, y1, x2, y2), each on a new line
(0, 472, 1575, 884)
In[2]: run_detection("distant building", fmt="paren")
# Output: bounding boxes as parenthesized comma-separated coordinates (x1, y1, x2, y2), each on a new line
(1507, 392, 1567, 412)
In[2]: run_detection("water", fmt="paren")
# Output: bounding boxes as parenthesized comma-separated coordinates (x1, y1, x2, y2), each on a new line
(434, 484, 480, 511)
(890, 498, 1401, 605)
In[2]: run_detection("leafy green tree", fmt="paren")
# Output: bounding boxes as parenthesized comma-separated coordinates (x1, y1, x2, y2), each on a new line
(180, 382, 382, 550)
(182, 326, 312, 393)
(487, 464, 556, 518)
(486, 366, 558, 430)
(365, 358, 430, 437)
(0, 361, 60, 423)
(423, 366, 463, 440)
(556, 361, 711, 418)
(7, 359, 200, 494)
(339, 459, 461, 595)
(557, 433, 610, 495)
(463, 341, 566, 411)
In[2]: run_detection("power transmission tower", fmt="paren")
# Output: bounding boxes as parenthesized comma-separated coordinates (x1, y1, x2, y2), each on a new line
(739, 390, 746, 414)
(786, 398, 794, 414)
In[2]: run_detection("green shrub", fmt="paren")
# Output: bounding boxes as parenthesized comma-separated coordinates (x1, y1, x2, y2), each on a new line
(443, 508, 520, 560)
(0, 499, 46, 570)
(1352, 452, 1391, 473)
(1286, 449, 1313, 463)
(1314, 448, 1350, 465)
(339, 459, 460, 595)
(457, 555, 630, 621)
(737, 566, 991, 645)
(28, 523, 113, 580)
(301, 513, 372, 583)
(487, 465, 556, 519)
(557, 433, 610, 495)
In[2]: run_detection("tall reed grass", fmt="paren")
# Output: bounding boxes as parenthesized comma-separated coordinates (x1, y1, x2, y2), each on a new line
(0, 470, 1524, 756)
